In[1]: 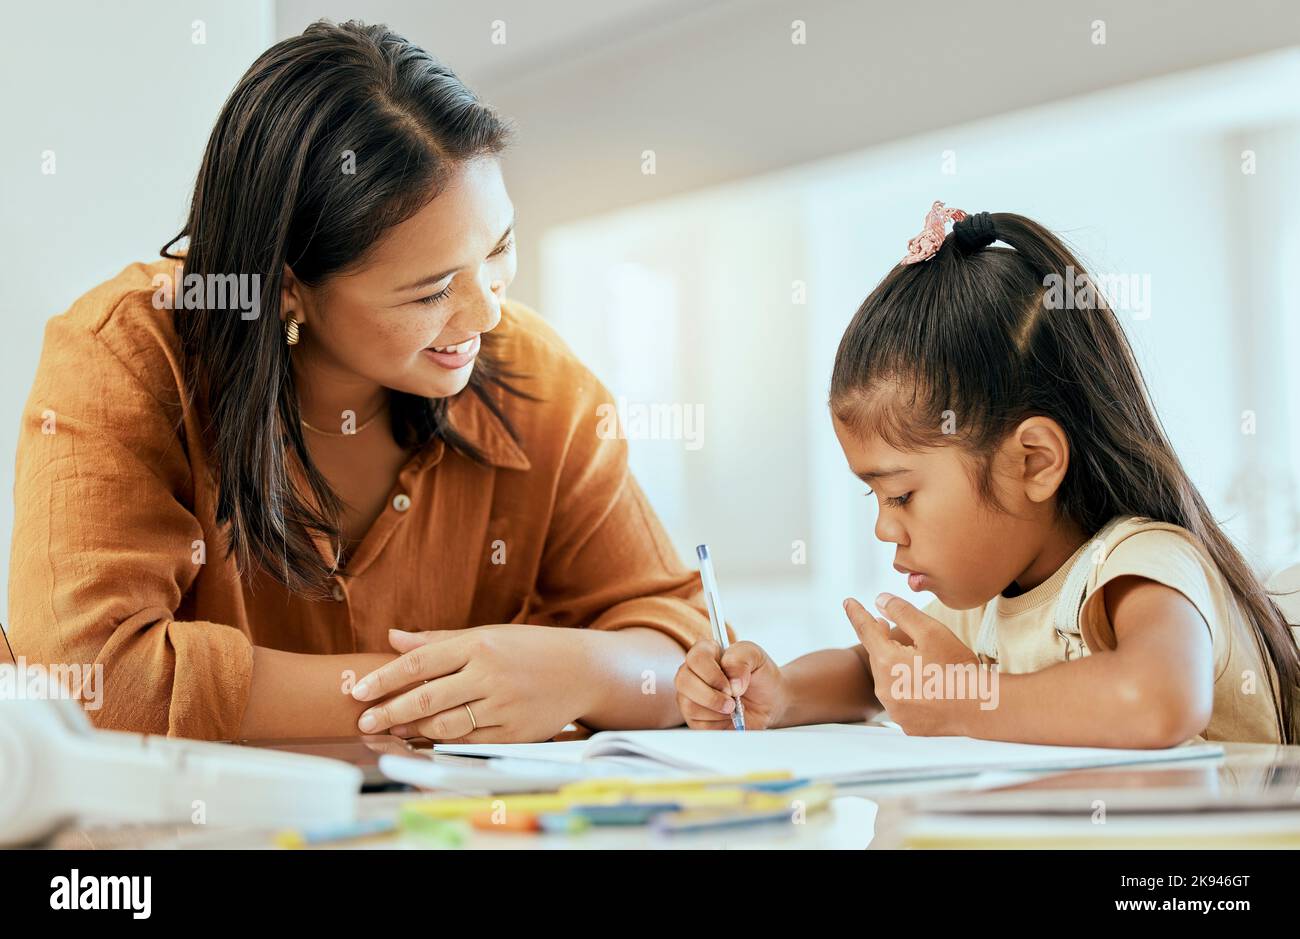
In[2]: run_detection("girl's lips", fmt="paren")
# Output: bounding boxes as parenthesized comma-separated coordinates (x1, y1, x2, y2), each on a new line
(423, 334, 481, 370)
(894, 563, 928, 592)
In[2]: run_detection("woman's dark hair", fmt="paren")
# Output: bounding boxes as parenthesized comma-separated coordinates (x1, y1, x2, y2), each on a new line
(162, 19, 530, 598)
(830, 210, 1300, 743)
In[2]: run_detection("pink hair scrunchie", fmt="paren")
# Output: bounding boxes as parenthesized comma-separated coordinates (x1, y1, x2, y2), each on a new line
(900, 200, 968, 265)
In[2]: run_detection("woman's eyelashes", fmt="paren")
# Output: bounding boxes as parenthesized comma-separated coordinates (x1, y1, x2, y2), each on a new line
(416, 283, 454, 306)
(412, 237, 515, 307)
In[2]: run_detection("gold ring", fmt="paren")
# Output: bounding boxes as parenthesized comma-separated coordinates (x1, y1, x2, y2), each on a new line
(464, 703, 477, 732)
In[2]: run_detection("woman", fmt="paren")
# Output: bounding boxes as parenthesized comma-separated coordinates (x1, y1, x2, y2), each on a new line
(8, 20, 715, 742)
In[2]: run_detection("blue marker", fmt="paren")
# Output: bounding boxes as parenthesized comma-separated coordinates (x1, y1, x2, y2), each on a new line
(696, 544, 745, 731)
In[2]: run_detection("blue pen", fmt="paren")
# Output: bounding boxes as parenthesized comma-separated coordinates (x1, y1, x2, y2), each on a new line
(696, 544, 745, 730)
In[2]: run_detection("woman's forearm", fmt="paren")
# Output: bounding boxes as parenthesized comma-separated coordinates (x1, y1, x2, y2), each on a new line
(776, 646, 884, 727)
(575, 627, 691, 731)
(238, 646, 398, 738)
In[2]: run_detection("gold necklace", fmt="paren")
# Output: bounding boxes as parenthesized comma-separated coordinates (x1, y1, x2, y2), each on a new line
(300, 406, 388, 437)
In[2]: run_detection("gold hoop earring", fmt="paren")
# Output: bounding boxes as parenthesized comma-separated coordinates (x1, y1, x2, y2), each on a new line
(285, 318, 301, 346)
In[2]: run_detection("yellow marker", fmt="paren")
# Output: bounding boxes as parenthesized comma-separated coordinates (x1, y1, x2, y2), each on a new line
(652, 784, 835, 834)
(398, 775, 823, 823)
(401, 793, 573, 819)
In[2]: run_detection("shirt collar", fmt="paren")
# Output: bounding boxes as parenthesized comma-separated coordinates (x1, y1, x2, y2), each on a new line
(430, 386, 532, 472)
(299, 388, 530, 575)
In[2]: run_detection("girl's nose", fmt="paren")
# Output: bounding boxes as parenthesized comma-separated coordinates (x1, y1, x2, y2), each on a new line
(874, 512, 905, 546)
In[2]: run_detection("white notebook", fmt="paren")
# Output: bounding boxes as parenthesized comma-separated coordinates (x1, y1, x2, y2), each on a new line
(432, 724, 1223, 785)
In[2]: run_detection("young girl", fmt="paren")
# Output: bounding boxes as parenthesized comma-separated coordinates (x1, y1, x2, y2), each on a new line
(676, 202, 1300, 747)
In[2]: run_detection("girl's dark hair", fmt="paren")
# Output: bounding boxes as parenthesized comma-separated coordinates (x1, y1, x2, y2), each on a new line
(162, 19, 531, 598)
(830, 210, 1300, 743)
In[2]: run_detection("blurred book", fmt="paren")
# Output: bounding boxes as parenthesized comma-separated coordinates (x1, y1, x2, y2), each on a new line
(903, 809, 1300, 848)
(902, 774, 1300, 848)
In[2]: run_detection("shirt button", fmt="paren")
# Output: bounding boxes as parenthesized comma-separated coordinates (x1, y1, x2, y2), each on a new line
(331, 583, 345, 602)
(392, 493, 411, 512)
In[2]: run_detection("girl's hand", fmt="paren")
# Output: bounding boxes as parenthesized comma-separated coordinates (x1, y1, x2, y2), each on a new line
(349, 625, 596, 742)
(843, 593, 987, 736)
(674, 639, 788, 730)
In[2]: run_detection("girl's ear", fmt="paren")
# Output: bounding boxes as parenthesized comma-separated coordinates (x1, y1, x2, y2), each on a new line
(1012, 416, 1070, 503)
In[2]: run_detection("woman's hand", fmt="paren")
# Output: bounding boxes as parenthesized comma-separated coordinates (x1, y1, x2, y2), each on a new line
(674, 639, 789, 730)
(349, 625, 596, 742)
(843, 593, 987, 736)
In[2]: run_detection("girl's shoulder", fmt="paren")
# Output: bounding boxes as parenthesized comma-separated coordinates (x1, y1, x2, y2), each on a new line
(1093, 514, 1196, 550)
(1079, 515, 1244, 669)
(1085, 515, 1223, 605)
(1085, 515, 1219, 607)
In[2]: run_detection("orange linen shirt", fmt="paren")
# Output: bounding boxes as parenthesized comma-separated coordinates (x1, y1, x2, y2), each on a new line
(9, 258, 718, 740)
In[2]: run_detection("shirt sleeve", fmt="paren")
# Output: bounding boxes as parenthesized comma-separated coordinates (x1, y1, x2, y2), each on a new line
(1079, 528, 1219, 655)
(528, 371, 727, 653)
(7, 312, 254, 740)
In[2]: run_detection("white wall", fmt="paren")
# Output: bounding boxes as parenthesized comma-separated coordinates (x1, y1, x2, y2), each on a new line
(0, 0, 274, 623)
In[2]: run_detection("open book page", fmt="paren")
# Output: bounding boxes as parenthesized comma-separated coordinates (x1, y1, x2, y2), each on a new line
(435, 724, 1221, 784)
(578, 727, 1223, 783)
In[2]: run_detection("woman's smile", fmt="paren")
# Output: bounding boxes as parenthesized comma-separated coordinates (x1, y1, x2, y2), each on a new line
(423, 332, 481, 369)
